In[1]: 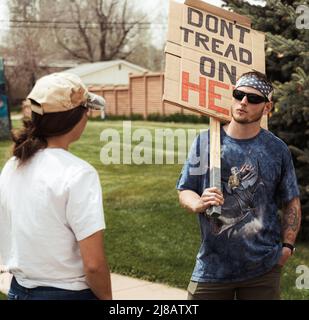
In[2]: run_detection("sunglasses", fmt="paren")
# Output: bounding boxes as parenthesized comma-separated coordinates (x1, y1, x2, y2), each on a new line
(233, 89, 269, 104)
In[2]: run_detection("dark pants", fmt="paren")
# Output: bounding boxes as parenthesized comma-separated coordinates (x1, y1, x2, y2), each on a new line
(8, 277, 98, 300)
(187, 264, 282, 300)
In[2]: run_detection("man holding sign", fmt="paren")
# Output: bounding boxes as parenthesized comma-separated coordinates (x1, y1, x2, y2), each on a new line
(177, 71, 301, 300)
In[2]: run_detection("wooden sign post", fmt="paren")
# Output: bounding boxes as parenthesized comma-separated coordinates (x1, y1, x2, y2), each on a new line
(164, 0, 267, 217)
(207, 117, 221, 217)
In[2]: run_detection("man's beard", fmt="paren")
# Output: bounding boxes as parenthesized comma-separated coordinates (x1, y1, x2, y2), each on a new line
(231, 108, 264, 124)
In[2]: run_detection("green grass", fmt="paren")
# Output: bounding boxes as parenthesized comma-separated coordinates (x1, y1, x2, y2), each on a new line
(0, 119, 309, 300)
(0, 292, 6, 300)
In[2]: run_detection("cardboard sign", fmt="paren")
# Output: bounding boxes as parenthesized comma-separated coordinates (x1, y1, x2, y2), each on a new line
(0, 58, 10, 140)
(164, 0, 266, 123)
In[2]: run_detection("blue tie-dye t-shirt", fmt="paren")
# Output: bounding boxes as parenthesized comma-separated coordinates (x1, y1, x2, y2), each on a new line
(176, 127, 300, 283)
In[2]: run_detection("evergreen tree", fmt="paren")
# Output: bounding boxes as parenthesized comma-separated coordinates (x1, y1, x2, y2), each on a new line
(222, 0, 309, 240)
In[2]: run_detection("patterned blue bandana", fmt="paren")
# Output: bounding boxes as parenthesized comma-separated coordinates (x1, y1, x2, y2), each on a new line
(235, 75, 273, 100)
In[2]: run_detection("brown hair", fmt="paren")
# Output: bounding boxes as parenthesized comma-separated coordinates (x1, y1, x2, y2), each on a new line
(12, 104, 86, 165)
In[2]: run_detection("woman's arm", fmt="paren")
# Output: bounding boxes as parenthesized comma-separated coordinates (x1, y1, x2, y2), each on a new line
(79, 231, 112, 300)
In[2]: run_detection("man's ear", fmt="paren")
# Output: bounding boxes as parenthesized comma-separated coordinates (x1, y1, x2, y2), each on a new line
(263, 101, 273, 115)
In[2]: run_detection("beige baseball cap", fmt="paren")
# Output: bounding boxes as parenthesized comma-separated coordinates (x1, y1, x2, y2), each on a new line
(27, 72, 105, 115)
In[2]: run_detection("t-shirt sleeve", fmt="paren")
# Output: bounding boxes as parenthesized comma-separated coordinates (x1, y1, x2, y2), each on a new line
(176, 132, 209, 196)
(66, 167, 105, 241)
(276, 147, 300, 208)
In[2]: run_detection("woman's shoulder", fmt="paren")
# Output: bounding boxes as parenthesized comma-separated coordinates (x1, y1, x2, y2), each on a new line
(0, 157, 19, 186)
(0, 156, 18, 173)
(39, 148, 97, 179)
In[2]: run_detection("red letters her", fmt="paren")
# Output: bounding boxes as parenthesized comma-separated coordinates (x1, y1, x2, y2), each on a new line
(181, 71, 230, 116)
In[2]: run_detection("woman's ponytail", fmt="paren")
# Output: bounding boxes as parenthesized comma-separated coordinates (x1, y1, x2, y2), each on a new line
(12, 119, 47, 165)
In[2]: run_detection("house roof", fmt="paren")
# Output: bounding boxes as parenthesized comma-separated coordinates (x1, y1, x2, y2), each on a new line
(62, 59, 148, 77)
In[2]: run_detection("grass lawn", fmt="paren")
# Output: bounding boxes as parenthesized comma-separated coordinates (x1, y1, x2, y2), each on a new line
(0, 292, 6, 300)
(0, 119, 308, 300)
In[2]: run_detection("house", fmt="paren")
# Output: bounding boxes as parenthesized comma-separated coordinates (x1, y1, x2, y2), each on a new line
(62, 60, 148, 86)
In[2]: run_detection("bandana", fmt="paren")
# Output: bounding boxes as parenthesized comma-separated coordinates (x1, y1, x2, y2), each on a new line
(235, 75, 273, 100)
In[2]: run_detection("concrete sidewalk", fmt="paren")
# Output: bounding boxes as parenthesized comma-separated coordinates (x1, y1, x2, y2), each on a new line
(0, 272, 187, 300)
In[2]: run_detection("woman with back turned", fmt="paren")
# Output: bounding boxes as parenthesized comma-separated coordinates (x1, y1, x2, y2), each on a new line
(0, 72, 112, 300)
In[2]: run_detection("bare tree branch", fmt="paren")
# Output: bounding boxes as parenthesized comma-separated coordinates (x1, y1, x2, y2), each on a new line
(106, 0, 149, 60)
(54, 29, 90, 61)
(73, 0, 95, 62)
(96, 0, 108, 60)
(52, 0, 151, 62)
(107, 0, 118, 17)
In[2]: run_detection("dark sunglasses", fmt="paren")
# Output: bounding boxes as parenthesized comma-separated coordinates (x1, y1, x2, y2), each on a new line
(233, 89, 269, 104)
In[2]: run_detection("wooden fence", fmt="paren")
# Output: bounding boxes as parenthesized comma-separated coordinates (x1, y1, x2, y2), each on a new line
(89, 73, 197, 118)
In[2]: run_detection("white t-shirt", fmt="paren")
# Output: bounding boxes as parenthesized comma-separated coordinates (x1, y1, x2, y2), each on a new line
(0, 148, 105, 290)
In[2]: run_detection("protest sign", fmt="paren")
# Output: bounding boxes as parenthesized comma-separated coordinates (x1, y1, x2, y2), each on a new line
(164, 0, 266, 123)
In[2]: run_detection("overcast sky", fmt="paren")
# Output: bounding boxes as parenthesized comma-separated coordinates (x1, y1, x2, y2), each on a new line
(137, 0, 223, 11)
